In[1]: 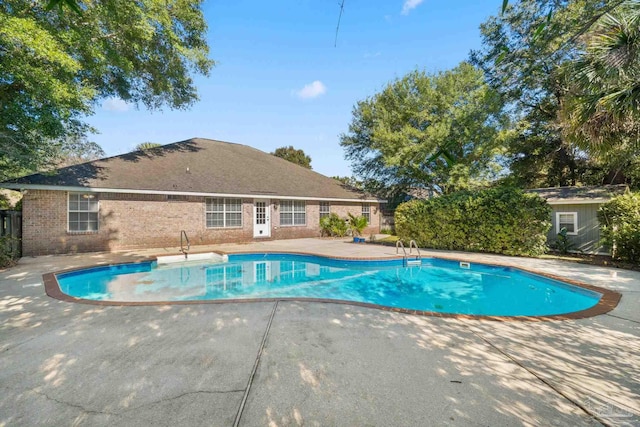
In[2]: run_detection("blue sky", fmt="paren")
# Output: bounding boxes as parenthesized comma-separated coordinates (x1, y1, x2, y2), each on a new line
(87, 0, 500, 177)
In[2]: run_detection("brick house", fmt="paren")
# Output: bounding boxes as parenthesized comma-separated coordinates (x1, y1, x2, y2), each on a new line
(2, 138, 381, 256)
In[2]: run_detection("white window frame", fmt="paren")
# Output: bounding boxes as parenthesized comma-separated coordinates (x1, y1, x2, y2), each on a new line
(556, 212, 578, 235)
(67, 192, 99, 233)
(362, 204, 370, 224)
(205, 198, 243, 229)
(280, 200, 306, 226)
(319, 201, 330, 219)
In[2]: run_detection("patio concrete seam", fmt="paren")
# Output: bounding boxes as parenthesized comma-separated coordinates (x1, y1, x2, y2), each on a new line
(233, 300, 279, 427)
(465, 327, 607, 426)
(605, 313, 640, 324)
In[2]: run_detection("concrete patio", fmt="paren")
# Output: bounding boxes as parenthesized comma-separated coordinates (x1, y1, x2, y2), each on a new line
(1, 238, 639, 426)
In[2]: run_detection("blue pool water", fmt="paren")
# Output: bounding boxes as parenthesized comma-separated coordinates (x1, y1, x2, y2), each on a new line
(56, 253, 601, 316)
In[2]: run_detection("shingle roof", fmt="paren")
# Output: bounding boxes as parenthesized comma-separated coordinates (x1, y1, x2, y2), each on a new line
(526, 185, 628, 203)
(1, 138, 377, 201)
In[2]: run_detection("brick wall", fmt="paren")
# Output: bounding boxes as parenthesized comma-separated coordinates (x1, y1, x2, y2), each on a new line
(21, 191, 380, 255)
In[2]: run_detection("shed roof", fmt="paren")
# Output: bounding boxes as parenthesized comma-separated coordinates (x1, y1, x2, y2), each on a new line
(526, 185, 628, 204)
(1, 138, 378, 201)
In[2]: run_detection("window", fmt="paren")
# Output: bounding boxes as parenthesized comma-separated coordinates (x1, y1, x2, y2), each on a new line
(206, 198, 242, 228)
(556, 212, 578, 235)
(68, 193, 99, 232)
(280, 200, 306, 226)
(319, 201, 330, 219)
(362, 204, 370, 224)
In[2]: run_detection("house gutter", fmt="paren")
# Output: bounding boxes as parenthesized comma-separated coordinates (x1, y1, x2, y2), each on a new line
(0, 183, 386, 204)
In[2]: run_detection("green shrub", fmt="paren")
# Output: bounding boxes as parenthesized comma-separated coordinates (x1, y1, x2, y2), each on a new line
(395, 187, 551, 256)
(379, 228, 393, 235)
(0, 236, 20, 268)
(347, 213, 368, 237)
(554, 227, 576, 254)
(320, 213, 348, 237)
(598, 192, 640, 263)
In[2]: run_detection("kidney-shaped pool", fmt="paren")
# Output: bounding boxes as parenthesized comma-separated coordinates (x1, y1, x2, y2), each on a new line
(50, 253, 612, 318)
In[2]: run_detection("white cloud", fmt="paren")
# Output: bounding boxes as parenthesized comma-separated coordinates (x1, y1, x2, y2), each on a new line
(401, 0, 424, 15)
(295, 81, 327, 99)
(102, 97, 130, 112)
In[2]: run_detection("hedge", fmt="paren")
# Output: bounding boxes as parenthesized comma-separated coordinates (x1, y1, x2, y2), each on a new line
(395, 187, 551, 256)
(598, 192, 640, 263)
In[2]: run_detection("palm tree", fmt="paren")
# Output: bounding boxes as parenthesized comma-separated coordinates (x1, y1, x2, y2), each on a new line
(561, 1, 640, 152)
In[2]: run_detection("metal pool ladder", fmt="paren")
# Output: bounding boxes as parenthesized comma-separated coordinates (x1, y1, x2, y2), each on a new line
(396, 240, 421, 267)
(180, 230, 190, 258)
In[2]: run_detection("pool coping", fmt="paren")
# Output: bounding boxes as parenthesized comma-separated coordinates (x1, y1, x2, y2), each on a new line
(42, 250, 622, 322)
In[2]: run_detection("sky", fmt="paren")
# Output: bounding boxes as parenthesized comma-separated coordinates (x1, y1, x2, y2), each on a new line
(86, 0, 501, 178)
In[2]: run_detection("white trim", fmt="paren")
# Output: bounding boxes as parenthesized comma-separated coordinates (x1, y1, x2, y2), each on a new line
(556, 212, 578, 235)
(547, 198, 609, 205)
(3, 184, 384, 203)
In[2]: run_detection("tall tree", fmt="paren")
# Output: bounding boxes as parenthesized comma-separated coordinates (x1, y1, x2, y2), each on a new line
(471, 0, 638, 188)
(340, 62, 506, 195)
(0, 0, 213, 179)
(271, 146, 312, 169)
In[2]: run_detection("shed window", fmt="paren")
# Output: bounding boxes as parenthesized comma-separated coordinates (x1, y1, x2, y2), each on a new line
(280, 200, 306, 226)
(68, 193, 99, 232)
(206, 198, 242, 228)
(556, 212, 578, 235)
(319, 202, 330, 219)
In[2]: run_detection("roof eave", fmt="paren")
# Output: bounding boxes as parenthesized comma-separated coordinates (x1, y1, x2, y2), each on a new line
(0, 183, 384, 203)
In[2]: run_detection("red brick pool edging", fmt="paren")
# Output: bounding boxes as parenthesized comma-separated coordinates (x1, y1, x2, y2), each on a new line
(42, 250, 622, 322)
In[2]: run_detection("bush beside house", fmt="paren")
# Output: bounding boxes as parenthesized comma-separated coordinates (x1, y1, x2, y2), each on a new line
(598, 192, 640, 263)
(395, 187, 551, 256)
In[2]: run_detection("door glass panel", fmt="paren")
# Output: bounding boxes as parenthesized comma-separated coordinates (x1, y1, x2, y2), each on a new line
(256, 202, 266, 225)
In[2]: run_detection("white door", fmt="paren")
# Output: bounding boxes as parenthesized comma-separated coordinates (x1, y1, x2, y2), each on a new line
(253, 199, 271, 238)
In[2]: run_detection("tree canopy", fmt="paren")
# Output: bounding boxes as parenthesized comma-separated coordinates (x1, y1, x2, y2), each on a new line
(471, 0, 639, 188)
(135, 142, 163, 151)
(0, 0, 213, 179)
(271, 146, 312, 169)
(340, 62, 506, 195)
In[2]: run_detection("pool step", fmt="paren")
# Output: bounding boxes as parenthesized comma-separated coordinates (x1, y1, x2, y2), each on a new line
(405, 258, 422, 267)
(157, 252, 228, 265)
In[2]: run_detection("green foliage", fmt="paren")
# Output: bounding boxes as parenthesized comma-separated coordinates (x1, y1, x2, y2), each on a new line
(554, 227, 576, 254)
(320, 213, 348, 237)
(347, 213, 368, 237)
(1, 0, 213, 178)
(340, 62, 507, 195)
(271, 146, 312, 169)
(0, 236, 20, 268)
(598, 192, 640, 262)
(135, 142, 162, 151)
(379, 228, 393, 235)
(561, 1, 640, 153)
(471, 0, 640, 188)
(395, 187, 551, 256)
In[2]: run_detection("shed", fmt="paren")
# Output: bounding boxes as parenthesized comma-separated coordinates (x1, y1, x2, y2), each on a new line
(526, 185, 628, 254)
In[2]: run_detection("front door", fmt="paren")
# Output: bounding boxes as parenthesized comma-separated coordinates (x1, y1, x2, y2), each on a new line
(253, 199, 271, 238)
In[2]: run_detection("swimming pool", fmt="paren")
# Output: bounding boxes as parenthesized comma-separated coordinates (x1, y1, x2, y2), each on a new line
(54, 253, 604, 317)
